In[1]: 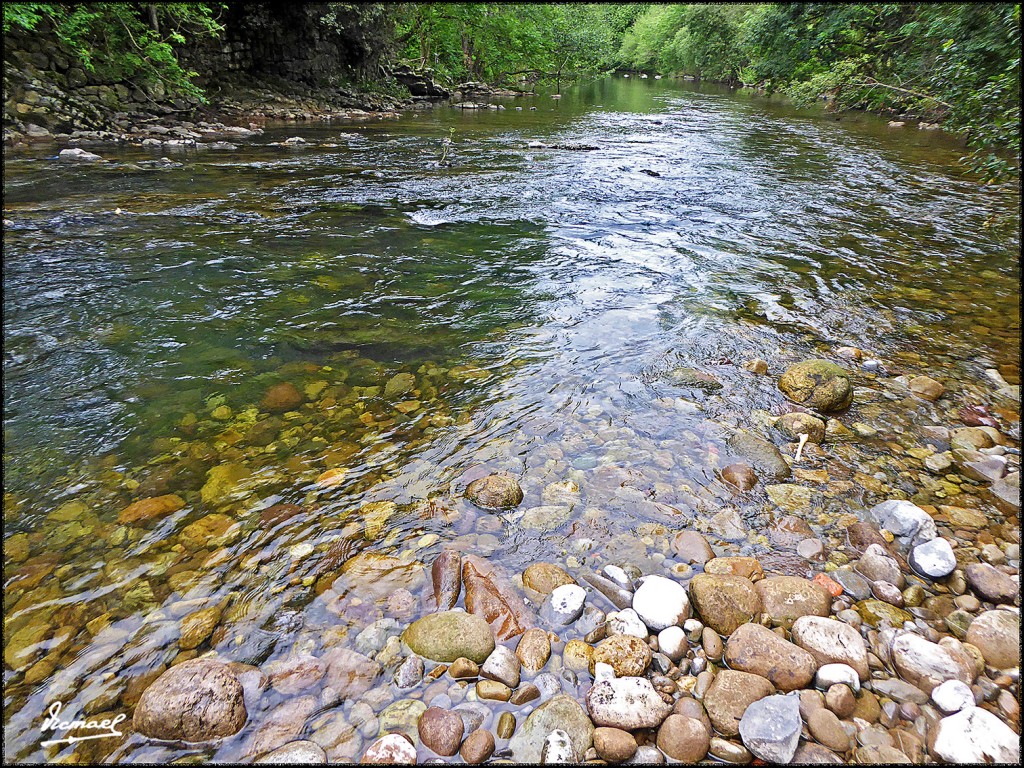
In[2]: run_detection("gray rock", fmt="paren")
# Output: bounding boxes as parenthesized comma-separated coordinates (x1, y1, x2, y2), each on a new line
(581, 572, 633, 610)
(830, 569, 871, 601)
(585, 677, 672, 730)
(58, 147, 103, 162)
(990, 471, 1020, 512)
(541, 729, 575, 764)
(356, 619, 401, 656)
(909, 537, 957, 579)
(480, 645, 521, 689)
(931, 707, 1020, 763)
(868, 500, 936, 546)
(402, 611, 495, 663)
(726, 432, 791, 481)
(632, 575, 690, 632)
(965, 562, 1019, 604)
(855, 546, 904, 588)
(393, 656, 423, 689)
(737, 693, 801, 764)
(509, 694, 594, 763)
(542, 584, 587, 626)
(869, 678, 928, 704)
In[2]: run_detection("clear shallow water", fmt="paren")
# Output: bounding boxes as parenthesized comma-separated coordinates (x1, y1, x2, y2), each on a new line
(2, 78, 1020, 762)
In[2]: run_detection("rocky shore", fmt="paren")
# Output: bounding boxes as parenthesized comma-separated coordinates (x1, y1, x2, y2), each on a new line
(15, 354, 1016, 765)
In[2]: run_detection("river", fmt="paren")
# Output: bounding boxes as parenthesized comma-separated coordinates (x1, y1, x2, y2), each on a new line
(2, 77, 1020, 762)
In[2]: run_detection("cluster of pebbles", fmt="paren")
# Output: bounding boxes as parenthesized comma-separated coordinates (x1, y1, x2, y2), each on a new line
(4, 349, 1019, 765)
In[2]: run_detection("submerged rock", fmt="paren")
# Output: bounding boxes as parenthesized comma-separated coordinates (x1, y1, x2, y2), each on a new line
(465, 474, 523, 510)
(726, 432, 791, 481)
(688, 573, 762, 636)
(462, 555, 533, 640)
(778, 359, 852, 413)
(402, 611, 495, 663)
(431, 550, 462, 610)
(509, 694, 594, 763)
(134, 659, 247, 741)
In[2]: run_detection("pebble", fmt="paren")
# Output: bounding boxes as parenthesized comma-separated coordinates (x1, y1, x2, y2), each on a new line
(656, 714, 710, 762)
(543, 584, 587, 625)
(815, 663, 861, 692)
(593, 726, 638, 762)
(480, 645, 521, 689)
(792, 616, 869, 681)
(417, 706, 465, 756)
(476, 679, 512, 701)
(460, 729, 495, 764)
(516, 628, 552, 672)
(808, 708, 850, 752)
(606, 608, 648, 638)
(657, 626, 688, 661)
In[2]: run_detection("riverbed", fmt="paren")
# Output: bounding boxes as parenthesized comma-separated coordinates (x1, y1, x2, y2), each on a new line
(2, 78, 1020, 762)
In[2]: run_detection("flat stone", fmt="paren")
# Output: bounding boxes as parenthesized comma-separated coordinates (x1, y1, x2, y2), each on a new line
(737, 692, 802, 764)
(702, 670, 775, 737)
(671, 531, 715, 564)
(890, 631, 973, 693)
(867, 500, 936, 546)
(585, 677, 673, 730)
(830, 569, 872, 601)
(704, 556, 765, 581)
(965, 562, 1018, 603)
(854, 599, 912, 628)
(908, 375, 944, 401)
(463, 555, 533, 640)
(523, 563, 576, 596)
(869, 678, 927, 704)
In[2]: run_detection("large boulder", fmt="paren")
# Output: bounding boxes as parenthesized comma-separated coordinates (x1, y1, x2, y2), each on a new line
(778, 359, 852, 413)
(402, 611, 495, 663)
(133, 659, 247, 741)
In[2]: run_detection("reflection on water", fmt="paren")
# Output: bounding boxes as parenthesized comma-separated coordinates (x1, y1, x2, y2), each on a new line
(2, 77, 1020, 762)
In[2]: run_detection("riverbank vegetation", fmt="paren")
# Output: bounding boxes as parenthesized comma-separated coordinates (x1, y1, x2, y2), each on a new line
(4, 2, 1020, 181)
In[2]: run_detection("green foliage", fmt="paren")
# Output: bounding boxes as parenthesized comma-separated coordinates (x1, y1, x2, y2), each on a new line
(3, 3, 224, 101)
(614, 3, 1020, 182)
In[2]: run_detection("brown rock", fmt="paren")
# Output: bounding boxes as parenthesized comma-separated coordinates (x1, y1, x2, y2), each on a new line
(594, 727, 638, 762)
(965, 563, 1019, 604)
(965, 609, 1020, 669)
(688, 574, 762, 636)
(791, 616, 870, 681)
(702, 670, 775, 737)
(756, 576, 831, 628)
(768, 515, 815, 548)
(808, 709, 850, 752)
(844, 522, 889, 555)
(516, 627, 552, 672)
(721, 463, 758, 491)
(460, 729, 495, 764)
(799, 689, 825, 720)
(776, 412, 827, 443)
(476, 679, 511, 701)
(724, 623, 817, 691)
(178, 605, 221, 651)
(825, 684, 856, 718)
(431, 550, 462, 610)
(672, 697, 712, 734)
(462, 555, 533, 640)
(362, 734, 416, 764)
(908, 375, 944, 401)
(119, 494, 185, 525)
(418, 706, 464, 756)
(671, 531, 715, 564)
(657, 714, 710, 762)
(510, 683, 540, 705)
(792, 742, 845, 764)
(264, 654, 325, 695)
(322, 647, 381, 697)
(465, 474, 523, 510)
(777, 359, 853, 413)
(522, 563, 576, 595)
(592, 634, 651, 677)
(261, 382, 303, 413)
(704, 556, 765, 581)
(449, 657, 479, 679)
(133, 658, 247, 741)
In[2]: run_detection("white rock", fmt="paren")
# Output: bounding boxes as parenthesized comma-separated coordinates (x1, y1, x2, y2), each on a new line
(606, 608, 648, 638)
(255, 740, 327, 763)
(738, 692, 802, 764)
(58, 147, 103, 162)
(632, 575, 690, 632)
(603, 565, 632, 591)
(541, 729, 575, 764)
(543, 584, 586, 626)
(361, 734, 416, 764)
(657, 626, 688, 662)
(594, 662, 616, 683)
(891, 631, 973, 693)
(931, 679, 976, 714)
(585, 677, 672, 730)
(683, 618, 704, 641)
(815, 663, 861, 692)
(909, 537, 957, 579)
(792, 616, 869, 681)
(931, 707, 1020, 763)
(481, 645, 521, 689)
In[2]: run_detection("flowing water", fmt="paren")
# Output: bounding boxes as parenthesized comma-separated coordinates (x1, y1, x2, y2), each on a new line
(2, 78, 1020, 761)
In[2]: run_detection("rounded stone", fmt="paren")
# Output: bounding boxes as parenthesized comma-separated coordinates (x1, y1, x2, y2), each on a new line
(755, 576, 831, 628)
(909, 537, 957, 579)
(688, 574, 763, 636)
(778, 359, 853, 413)
(133, 658, 247, 741)
(592, 634, 651, 677)
(417, 706, 464, 756)
(791, 616, 869, 681)
(776, 412, 826, 443)
(825, 684, 856, 718)
(657, 626, 688, 662)
(964, 609, 1020, 669)
(465, 475, 523, 510)
(516, 627, 552, 672)
(703, 670, 776, 737)
(361, 733, 416, 764)
(261, 382, 304, 413)
(657, 714, 710, 763)
(594, 726, 638, 762)
(724, 622, 818, 691)
(632, 574, 691, 631)
(721, 463, 758, 491)
(458, 729, 494, 764)
(965, 563, 1018, 604)
(523, 563, 576, 595)
(808, 708, 849, 752)
(402, 611, 495, 664)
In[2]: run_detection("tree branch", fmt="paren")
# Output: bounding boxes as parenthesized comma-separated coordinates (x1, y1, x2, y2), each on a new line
(851, 77, 954, 109)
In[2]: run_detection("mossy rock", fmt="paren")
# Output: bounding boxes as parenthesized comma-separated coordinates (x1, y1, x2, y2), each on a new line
(778, 359, 853, 413)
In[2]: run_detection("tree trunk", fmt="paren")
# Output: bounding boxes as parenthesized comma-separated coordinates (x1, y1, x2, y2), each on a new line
(147, 4, 159, 35)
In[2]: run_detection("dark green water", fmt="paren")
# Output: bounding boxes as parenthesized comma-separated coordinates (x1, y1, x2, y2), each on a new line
(2, 78, 1020, 762)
